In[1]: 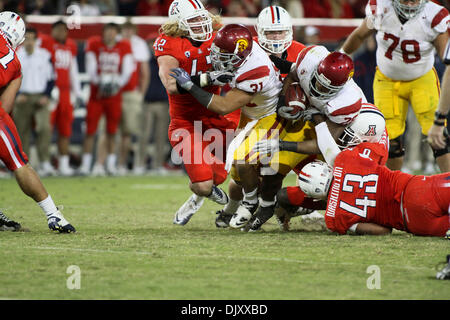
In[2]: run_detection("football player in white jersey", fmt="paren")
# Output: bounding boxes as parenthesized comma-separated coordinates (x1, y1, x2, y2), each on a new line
(170, 24, 288, 228)
(340, 0, 450, 173)
(244, 45, 367, 231)
(214, 6, 309, 229)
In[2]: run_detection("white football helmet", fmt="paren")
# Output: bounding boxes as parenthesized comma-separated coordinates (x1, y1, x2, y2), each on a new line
(338, 104, 386, 148)
(168, 0, 213, 42)
(256, 6, 293, 54)
(0, 11, 25, 49)
(298, 160, 333, 200)
(392, 0, 426, 20)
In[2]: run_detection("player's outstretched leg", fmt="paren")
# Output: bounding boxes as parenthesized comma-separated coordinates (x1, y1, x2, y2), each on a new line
(173, 193, 205, 225)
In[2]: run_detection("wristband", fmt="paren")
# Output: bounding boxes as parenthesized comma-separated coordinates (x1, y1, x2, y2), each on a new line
(435, 111, 448, 120)
(279, 140, 298, 152)
(434, 120, 446, 126)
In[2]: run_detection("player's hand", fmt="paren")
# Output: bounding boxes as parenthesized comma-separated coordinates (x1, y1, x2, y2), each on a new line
(253, 139, 279, 156)
(301, 108, 322, 122)
(427, 124, 447, 150)
(99, 83, 120, 98)
(269, 55, 295, 74)
(170, 68, 194, 91)
(207, 70, 234, 86)
(39, 95, 50, 106)
(277, 105, 302, 120)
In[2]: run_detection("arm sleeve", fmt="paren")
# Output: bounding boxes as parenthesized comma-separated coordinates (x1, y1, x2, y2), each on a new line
(314, 122, 342, 166)
(118, 53, 134, 88)
(86, 51, 99, 85)
(70, 56, 82, 97)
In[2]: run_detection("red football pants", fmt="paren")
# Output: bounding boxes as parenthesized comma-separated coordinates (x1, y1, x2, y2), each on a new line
(0, 106, 28, 171)
(86, 95, 122, 135)
(402, 173, 450, 237)
(52, 88, 73, 137)
(169, 118, 236, 186)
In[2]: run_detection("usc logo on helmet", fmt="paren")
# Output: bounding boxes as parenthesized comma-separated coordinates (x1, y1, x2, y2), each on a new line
(236, 38, 249, 53)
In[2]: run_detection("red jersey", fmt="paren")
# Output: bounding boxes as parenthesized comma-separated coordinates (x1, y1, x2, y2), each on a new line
(85, 36, 133, 96)
(325, 142, 413, 234)
(154, 33, 223, 122)
(0, 33, 21, 90)
(39, 34, 77, 90)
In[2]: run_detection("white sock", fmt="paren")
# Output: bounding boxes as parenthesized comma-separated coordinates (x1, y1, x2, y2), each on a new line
(223, 199, 240, 215)
(106, 154, 117, 171)
(260, 198, 276, 208)
(81, 153, 92, 170)
(243, 188, 258, 204)
(192, 194, 204, 204)
(59, 155, 69, 170)
(38, 195, 58, 217)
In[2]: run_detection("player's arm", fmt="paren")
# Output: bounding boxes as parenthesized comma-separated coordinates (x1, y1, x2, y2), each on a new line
(169, 67, 253, 114)
(340, 17, 375, 55)
(118, 53, 135, 89)
(157, 55, 180, 95)
(0, 75, 22, 113)
(433, 32, 449, 61)
(352, 223, 392, 235)
(254, 114, 344, 166)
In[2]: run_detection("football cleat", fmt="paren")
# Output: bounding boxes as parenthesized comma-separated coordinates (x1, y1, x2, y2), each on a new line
(47, 206, 76, 233)
(247, 204, 276, 232)
(436, 255, 450, 280)
(215, 210, 232, 228)
(0, 210, 22, 231)
(207, 186, 229, 205)
(229, 201, 258, 229)
(173, 194, 204, 226)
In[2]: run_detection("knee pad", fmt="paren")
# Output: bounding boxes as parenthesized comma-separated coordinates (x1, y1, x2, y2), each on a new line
(389, 135, 405, 158)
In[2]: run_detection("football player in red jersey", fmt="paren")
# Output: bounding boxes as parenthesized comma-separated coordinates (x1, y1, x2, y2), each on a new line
(0, 12, 75, 233)
(39, 20, 82, 176)
(213, 5, 308, 229)
(299, 152, 450, 237)
(156, 0, 237, 225)
(78, 23, 134, 176)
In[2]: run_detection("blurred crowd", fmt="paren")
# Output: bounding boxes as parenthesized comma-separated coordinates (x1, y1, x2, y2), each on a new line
(0, 0, 388, 18)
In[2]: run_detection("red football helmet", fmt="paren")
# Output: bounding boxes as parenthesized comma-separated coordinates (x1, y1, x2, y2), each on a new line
(211, 24, 253, 72)
(310, 51, 354, 100)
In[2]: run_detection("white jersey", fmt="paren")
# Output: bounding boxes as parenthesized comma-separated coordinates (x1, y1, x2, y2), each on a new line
(295, 45, 366, 125)
(230, 42, 282, 120)
(366, 0, 449, 81)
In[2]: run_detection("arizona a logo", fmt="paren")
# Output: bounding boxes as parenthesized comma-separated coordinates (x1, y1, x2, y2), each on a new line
(365, 125, 376, 136)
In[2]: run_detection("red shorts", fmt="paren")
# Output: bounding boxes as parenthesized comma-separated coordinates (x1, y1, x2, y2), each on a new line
(0, 107, 28, 171)
(402, 173, 450, 237)
(52, 88, 73, 137)
(169, 117, 236, 185)
(86, 95, 122, 135)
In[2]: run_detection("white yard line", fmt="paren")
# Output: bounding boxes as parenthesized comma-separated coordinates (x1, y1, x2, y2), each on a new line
(19, 245, 433, 271)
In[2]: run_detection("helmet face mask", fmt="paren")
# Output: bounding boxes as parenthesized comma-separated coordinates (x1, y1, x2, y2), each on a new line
(211, 24, 253, 72)
(168, 0, 213, 42)
(0, 11, 25, 49)
(338, 106, 386, 148)
(309, 52, 354, 100)
(392, 0, 426, 20)
(298, 161, 333, 200)
(256, 6, 293, 54)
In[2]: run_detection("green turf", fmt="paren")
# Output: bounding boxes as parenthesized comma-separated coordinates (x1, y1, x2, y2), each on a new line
(0, 174, 448, 300)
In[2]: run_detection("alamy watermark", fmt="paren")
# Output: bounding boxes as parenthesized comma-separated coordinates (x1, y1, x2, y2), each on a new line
(366, 265, 381, 290)
(66, 265, 81, 290)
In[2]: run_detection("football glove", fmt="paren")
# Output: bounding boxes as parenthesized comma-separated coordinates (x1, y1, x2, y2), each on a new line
(170, 67, 194, 91)
(270, 54, 295, 74)
(206, 70, 234, 86)
(253, 139, 279, 156)
(99, 82, 120, 98)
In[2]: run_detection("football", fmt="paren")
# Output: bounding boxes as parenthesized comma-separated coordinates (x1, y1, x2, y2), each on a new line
(284, 82, 310, 116)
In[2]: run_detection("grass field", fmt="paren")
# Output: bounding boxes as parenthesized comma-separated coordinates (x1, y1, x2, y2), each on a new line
(0, 174, 449, 300)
